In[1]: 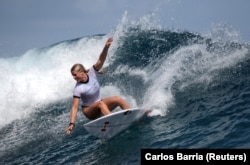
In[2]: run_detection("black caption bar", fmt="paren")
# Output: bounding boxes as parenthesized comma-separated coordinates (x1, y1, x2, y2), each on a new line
(141, 149, 250, 165)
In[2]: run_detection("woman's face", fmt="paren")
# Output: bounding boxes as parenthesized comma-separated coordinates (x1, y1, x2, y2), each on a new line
(71, 70, 85, 82)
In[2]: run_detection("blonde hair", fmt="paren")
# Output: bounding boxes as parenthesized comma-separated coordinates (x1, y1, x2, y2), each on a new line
(71, 63, 88, 73)
(71, 63, 106, 74)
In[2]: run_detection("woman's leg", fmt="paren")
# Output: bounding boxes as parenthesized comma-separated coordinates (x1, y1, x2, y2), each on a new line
(83, 100, 110, 119)
(83, 96, 130, 119)
(102, 96, 130, 111)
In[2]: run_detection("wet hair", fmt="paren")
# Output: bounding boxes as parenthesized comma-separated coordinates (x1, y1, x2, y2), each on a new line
(71, 63, 106, 74)
(71, 63, 88, 73)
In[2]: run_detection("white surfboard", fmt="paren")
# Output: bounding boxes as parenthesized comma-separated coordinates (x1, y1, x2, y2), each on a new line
(84, 108, 149, 139)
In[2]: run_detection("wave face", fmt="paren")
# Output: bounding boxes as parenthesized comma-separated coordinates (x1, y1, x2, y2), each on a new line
(1, 14, 250, 164)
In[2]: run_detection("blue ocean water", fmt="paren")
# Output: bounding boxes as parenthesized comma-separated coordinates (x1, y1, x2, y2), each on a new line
(0, 15, 250, 165)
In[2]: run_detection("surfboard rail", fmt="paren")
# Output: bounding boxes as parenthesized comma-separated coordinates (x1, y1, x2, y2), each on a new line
(84, 108, 148, 139)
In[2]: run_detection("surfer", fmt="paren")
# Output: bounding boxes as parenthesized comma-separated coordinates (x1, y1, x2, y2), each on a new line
(65, 37, 130, 134)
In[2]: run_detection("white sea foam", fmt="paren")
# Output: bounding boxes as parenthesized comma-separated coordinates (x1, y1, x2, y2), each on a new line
(0, 36, 111, 127)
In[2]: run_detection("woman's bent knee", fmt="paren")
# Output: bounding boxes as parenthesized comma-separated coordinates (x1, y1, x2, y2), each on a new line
(113, 96, 124, 103)
(97, 100, 106, 108)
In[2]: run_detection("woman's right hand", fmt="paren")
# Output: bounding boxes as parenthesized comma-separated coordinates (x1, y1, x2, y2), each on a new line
(105, 37, 113, 48)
